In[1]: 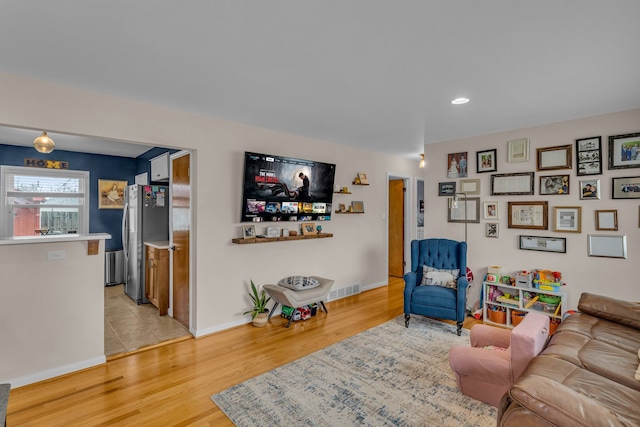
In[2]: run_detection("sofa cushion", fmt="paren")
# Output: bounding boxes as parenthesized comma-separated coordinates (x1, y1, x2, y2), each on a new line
(578, 292, 640, 330)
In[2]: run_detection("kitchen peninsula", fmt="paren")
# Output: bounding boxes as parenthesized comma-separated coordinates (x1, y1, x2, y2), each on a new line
(0, 233, 111, 388)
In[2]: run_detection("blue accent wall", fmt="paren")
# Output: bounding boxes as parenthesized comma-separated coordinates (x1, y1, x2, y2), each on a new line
(0, 144, 138, 251)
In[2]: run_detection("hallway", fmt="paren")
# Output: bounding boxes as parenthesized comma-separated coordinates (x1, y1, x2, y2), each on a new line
(104, 284, 190, 356)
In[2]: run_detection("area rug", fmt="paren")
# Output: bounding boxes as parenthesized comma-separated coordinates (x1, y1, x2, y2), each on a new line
(211, 316, 496, 426)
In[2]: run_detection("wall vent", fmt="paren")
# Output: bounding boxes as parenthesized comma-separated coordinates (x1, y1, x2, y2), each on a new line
(328, 283, 361, 301)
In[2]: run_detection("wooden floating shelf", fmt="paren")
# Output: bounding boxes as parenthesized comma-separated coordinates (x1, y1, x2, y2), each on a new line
(352, 182, 370, 185)
(334, 211, 365, 214)
(334, 191, 352, 194)
(232, 233, 333, 244)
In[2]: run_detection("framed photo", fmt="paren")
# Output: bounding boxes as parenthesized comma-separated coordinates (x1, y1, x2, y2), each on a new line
(476, 149, 497, 173)
(508, 201, 548, 230)
(98, 179, 127, 209)
(507, 138, 529, 163)
(447, 152, 468, 178)
(537, 145, 572, 171)
(282, 228, 290, 237)
(553, 206, 581, 233)
(608, 132, 640, 170)
(266, 226, 279, 238)
(490, 172, 535, 196)
(448, 196, 480, 223)
(483, 202, 499, 219)
(612, 176, 640, 199)
(459, 179, 480, 195)
(438, 181, 456, 196)
(357, 172, 369, 184)
(486, 223, 499, 238)
(595, 210, 618, 231)
(338, 203, 347, 213)
(576, 136, 602, 176)
(351, 201, 365, 213)
(242, 224, 256, 239)
(539, 175, 570, 195)
(588, 234, 627, 259)
(579, 179, 600, 200)
(302, 222, 316, 235)
(519, 235, 566, 253)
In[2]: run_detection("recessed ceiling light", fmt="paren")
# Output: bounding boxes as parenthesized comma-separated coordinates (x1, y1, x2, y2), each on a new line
(451, 97, 470, 105)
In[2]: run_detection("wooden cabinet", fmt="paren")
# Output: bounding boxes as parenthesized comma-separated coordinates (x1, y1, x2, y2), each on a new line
(146, 244, 169, 315)
(150, 152, 170, 182)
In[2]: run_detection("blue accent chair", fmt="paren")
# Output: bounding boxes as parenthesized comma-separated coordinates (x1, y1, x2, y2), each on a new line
(403, 238, 468, 335)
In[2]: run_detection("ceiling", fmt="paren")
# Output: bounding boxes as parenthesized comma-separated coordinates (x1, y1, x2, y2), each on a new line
(1, 1, 639, 159)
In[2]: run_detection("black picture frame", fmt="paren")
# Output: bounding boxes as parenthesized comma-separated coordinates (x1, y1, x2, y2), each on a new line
(608, 132, 640, 170)
(576, 136, 602, 176)
(438, 181, 456, 196)
(490, 172, 535, 196)
(612, 176, 640, 199)
(476, 149, 497, 173)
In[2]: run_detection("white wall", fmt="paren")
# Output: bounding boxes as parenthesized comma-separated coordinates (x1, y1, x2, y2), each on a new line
(424, 109, 640, 309)
(0, 72, 421, 357)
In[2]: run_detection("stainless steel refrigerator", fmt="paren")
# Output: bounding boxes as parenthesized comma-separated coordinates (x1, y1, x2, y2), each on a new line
(122, 184, 169, 304)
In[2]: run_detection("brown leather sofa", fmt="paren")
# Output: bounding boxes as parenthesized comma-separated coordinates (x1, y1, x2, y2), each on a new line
(498, 293, 640, 426)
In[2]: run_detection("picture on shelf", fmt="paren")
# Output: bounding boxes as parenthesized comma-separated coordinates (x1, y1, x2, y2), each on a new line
(351, 201, 365, 213)
(242, 224, 256, 239)
(357, 172, 369, 184)
(302, 222, 316, 235)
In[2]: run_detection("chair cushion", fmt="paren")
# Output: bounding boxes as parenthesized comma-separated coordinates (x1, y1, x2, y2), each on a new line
(421, 265, 459, 289)
(277, 276, 320, 291)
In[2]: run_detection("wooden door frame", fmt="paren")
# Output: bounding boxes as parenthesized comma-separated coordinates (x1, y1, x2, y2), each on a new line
(169, 150, 195, 333)
(386, 173, 413, 277)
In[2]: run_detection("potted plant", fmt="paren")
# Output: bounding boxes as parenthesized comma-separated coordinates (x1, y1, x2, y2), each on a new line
(243, 279, 271, 327)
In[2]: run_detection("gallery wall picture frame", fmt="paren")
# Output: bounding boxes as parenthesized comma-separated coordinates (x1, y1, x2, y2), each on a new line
(612, 176, 640, 199)
(576, 136, 602, 176)
(447, 152, 469, 178)
(351, 200, 365, 213)
(98, 179, 127, 209)
(539, 175, 570, 195)
(447, 196, 480, 223)
(490, 172, 535, 196)
(595, 210, 618, 231)
(536, 144, 572, 171)
(507, 138, 529, 163)
(519, 235, 566, 253)
(459, 179, 480, 195)
(302, 222, 316, 235)
(476, 149, 497, 173)
(508, 201, 548, 230)
(608, 132, 640, 170)
(579, 179, 600, 200)
(438, 181, 456, 196)
(483, 202, 499, 220)
(242, 224, 256, 239)
(486, 223, 499, 238)
(553, 206, 581, 233)
(587, 234, 627, 259)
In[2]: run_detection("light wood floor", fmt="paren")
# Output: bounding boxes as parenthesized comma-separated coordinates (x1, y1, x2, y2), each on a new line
(7, 277, 482, 426)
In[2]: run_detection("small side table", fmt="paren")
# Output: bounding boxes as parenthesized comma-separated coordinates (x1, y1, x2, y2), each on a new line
(264, 276, 334, 327)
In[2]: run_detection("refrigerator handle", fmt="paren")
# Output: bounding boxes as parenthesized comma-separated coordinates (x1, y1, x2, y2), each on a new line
(122, 202, 129, 258)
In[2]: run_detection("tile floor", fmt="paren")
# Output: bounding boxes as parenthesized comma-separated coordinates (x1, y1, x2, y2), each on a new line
(104, 284, 190, 356)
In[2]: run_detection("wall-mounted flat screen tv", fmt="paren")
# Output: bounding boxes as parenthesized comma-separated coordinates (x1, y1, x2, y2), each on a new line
(241, 151, 336, 222)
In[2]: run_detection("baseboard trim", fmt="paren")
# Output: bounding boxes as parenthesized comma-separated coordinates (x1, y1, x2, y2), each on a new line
(9, 355, 106, 389)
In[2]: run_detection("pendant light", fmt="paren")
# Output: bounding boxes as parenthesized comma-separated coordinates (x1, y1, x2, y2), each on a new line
(33, 131, 55, 153)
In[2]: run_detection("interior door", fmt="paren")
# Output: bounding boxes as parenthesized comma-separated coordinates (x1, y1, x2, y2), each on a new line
(171, 153, 191, 329)
(388, 179, 405, 277)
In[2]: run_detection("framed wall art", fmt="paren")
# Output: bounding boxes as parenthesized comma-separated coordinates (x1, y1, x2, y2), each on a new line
(508, 201, 548, 230)
(539, 175, 570, 195)
(486, 223, 499, 238)
(476, 149, 497, 173)
(302, 222, 316, 235)
(448, 196, 480, 223)
(459, 179, 480, 195)
(579, 179, 600, 200)
(438, 181, 456, 196)
(447, 152, 468, 178)
(242, 224, 256, 239)
(608, 132, 640, 170)
(553, 206, 581, 233)
(519, 235, 566, 253)
(612, 176, 640, 199)
(536, 144, 572, 171)
(351, 201, 365, 213)
(507, 138, 529, 163)
(98, 179, 127, 209)
(483, 202, 498, 219)
(588, 234, 627, 259)
(490, 172, 535, 196)
(576, 136, 602, 176)
(595, 210, 618, 231)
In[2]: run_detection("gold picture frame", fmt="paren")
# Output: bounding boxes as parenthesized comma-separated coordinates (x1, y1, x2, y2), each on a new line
(302, 222, 316, 235)
(553, 206, 581, 233)
(536, 144, 572, 171)
(595, 210, 618, 231)
(98, 179, 127, 209)
(507, 201, 548, 230)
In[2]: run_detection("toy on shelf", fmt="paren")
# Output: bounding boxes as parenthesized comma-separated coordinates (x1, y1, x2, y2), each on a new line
(516, 271, 533, 287)
(533, 269, 564, 292)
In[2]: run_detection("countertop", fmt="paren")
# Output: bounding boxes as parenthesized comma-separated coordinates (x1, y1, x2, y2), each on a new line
(0, 233, 111, 246)
(144, 240, 170, 250)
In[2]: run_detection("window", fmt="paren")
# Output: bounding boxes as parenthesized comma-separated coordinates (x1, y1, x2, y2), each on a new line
(1, 166, 89, 237)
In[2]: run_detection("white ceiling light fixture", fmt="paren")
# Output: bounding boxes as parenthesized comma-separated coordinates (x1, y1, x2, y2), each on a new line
(419, 154, 426, 168)
(451, 97, 470, 105)
(33, 131, 55, 153)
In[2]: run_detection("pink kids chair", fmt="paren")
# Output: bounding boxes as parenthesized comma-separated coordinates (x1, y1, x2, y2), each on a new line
(448, 312, 550, 406)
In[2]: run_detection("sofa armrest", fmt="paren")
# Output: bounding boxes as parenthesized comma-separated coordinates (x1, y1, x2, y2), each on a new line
(578, 293, 640, 330)
(470, 324, 512, 349)
(449, 346, 511, 384)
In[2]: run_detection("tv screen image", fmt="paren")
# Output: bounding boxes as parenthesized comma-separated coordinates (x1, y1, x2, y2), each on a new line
(241, 151, 336, 222)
